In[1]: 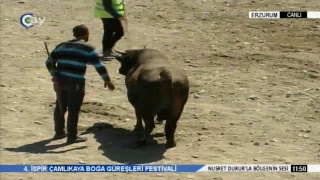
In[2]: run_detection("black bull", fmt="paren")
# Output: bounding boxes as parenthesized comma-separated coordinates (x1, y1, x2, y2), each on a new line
(113, 48, 189, 148)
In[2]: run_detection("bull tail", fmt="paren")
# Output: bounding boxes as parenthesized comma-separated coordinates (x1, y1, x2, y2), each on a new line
(156, 69, 173, 123)
(159, 69, 173, 86)
(160, 69, 173, 100)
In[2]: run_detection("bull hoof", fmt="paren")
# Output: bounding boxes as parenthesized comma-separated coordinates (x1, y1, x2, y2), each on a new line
(165, 140, 176, 149)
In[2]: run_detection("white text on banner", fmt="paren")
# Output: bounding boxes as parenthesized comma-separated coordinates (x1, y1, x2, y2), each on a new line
(249, 11, 280, 19)
(197, 164, 290, 172)
(1, 164, 320, 173)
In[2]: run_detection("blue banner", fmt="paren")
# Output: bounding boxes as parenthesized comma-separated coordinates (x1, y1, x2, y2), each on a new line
(0, 165, 204, 173)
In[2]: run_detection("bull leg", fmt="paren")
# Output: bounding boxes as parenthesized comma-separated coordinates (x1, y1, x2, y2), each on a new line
(133, 108, 145, 146)
(133, 109, 143, 133)
(165, 97, 186, 148)
(165, 117, 178, 148)
(137, 113, 156, 146)
(144, 114, 155, 137)
(156, 108, 169, 125)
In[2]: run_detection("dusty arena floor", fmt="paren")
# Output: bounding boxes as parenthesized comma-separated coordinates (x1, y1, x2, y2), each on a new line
(0, 0, 319, 179)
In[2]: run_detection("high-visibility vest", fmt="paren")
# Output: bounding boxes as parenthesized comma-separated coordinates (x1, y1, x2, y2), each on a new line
(94, 0, 125, 18)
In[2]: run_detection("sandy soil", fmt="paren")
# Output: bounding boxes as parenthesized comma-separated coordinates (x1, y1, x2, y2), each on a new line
(0, 0, 319, 179)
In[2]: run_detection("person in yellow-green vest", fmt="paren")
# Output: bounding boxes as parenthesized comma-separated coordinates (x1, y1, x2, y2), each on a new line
(94, 0, 126, 59)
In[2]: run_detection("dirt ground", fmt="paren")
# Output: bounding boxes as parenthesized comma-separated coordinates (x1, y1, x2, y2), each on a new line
(0, 0, 319, 179)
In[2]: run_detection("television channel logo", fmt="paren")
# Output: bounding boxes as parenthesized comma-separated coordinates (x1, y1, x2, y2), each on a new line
(20, 13, 45, 29)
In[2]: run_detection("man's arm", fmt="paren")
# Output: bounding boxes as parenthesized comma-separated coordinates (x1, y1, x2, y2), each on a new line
(45, 48, 59, 77)
(88, 50, 111, 82)
(45, 58, 56, 76)
(102, 0, 121, 18)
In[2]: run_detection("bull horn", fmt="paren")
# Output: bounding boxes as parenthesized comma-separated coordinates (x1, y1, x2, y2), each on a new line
(114, 48, 126, 55)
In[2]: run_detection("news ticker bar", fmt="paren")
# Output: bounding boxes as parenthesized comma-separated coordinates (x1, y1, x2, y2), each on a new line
(0, 164, 320, 173)
(249, 11, 320, 19)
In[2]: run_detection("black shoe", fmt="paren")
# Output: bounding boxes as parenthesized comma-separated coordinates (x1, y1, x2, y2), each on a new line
(53, 132, 67, 140)
(66, 136, 87, 144)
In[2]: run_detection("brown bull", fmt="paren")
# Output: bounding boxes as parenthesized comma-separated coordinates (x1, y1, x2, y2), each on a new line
(114, 48, 189, 148)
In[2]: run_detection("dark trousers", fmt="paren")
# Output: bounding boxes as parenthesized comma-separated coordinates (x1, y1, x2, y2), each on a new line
(53, 79, 85, 138)
(101, 18, 124, 51)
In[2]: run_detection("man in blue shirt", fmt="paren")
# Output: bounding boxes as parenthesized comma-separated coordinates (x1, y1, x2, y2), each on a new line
(46, 24, 115, 144)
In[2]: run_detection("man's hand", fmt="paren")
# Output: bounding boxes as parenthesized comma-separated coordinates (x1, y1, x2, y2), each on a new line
(52, 77, 59, 92)
(51, 77, 58, 83)
(104, 80, 115, 91)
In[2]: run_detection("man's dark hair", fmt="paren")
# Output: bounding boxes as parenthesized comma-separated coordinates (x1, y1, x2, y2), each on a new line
(73, 24, 89, 37)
